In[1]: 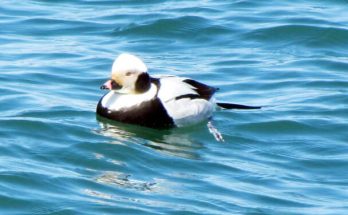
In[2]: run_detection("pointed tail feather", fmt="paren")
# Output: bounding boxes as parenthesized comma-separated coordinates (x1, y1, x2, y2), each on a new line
(217, 102, 261, 110)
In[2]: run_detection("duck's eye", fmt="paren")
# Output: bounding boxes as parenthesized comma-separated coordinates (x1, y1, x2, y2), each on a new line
(125, 72, 134, 76)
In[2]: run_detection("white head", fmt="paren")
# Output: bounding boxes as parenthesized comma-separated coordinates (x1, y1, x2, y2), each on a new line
(101, 53, 151, 94)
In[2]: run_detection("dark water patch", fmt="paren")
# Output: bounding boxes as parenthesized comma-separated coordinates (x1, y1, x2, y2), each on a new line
(0, 116, 97, 146)
(80, 0, 165, 6)
(18, 17, 94, 26)
(93, 13, 137, 23)
(171, 6, 223, 14)
(231, 0, 269, 8)
(6, 52, 83, 61)
(16, 108, 91, 120)
(0, 36, 26, 45)
(212, 59, 264, 67)
(246, 24, 348, 49)
(0, 4, 49, 17)
(283, 17, 347, 28)
(32, 0, 82, 4)
(302, 80, 348, 90)
(112, 15, 232, 42)
(0, 93, 50, 116)
(5, 67, 103, 91)
(237, 120, 320, 136)
(2, 18, 113, 36)
(0, 195, 39, 215)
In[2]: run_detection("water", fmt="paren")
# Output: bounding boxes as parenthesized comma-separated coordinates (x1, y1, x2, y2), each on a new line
(1, 0, 348, 214)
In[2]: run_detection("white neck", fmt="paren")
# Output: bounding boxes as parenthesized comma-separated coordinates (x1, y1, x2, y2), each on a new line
(102, 83, 157, 111)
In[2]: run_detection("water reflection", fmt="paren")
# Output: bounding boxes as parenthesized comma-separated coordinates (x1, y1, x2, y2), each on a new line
(96, 171, 156, 191)
(96, 116, 204, 160)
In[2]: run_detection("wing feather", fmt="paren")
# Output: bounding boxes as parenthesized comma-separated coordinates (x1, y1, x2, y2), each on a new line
(157, 76, 215, 127)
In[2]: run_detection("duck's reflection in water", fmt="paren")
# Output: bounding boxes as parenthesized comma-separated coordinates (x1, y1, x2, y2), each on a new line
(96, 116, 204, 160)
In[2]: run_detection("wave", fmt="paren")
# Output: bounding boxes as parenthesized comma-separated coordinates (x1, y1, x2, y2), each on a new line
(112, 15, 232, 41)
(245, 24, 348, 49)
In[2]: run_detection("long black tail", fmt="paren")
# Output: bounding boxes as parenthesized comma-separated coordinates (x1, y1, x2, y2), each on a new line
(217, 102, 261, 110)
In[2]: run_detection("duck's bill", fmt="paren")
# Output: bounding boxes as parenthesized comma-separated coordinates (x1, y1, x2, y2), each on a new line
(100, 80, 122, 90)
(100, 80, 112, 90)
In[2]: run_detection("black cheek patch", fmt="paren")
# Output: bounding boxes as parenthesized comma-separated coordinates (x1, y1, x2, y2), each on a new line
(135, 73, 151, 93)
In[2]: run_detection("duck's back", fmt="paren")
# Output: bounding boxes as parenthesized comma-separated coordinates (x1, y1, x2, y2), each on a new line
(156, 76, 217, 127)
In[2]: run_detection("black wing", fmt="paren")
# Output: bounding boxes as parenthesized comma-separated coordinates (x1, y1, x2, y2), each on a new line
(182, 79, 218, 100)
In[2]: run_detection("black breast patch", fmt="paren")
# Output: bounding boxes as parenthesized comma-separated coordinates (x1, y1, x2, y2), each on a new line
(96, 96, 174, 129)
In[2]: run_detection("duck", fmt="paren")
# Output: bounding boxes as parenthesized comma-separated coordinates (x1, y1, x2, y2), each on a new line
(97, 53, 260, 130)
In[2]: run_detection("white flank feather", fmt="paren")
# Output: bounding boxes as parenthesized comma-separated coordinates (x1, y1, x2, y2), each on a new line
(157, 76, 198, 102)
(163, 98, 214, 127)
(157, 76, 215, 127)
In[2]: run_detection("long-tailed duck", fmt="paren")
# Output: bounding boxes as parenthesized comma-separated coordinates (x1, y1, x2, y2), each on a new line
(97, 53, 260, 130)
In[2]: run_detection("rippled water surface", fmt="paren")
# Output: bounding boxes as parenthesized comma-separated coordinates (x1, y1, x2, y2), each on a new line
(1, 0, 348, 214)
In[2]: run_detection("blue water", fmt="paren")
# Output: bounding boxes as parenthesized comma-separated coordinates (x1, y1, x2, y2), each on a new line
(1, 0, 348, 214)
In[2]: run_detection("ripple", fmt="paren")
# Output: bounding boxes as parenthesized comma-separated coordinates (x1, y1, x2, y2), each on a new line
(2, 17, 112, 36)
(96, 120, 205, 159)
(96, 172, 156, 192)
(246, 24, 348, 49)
(112, 15, 231, 42)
